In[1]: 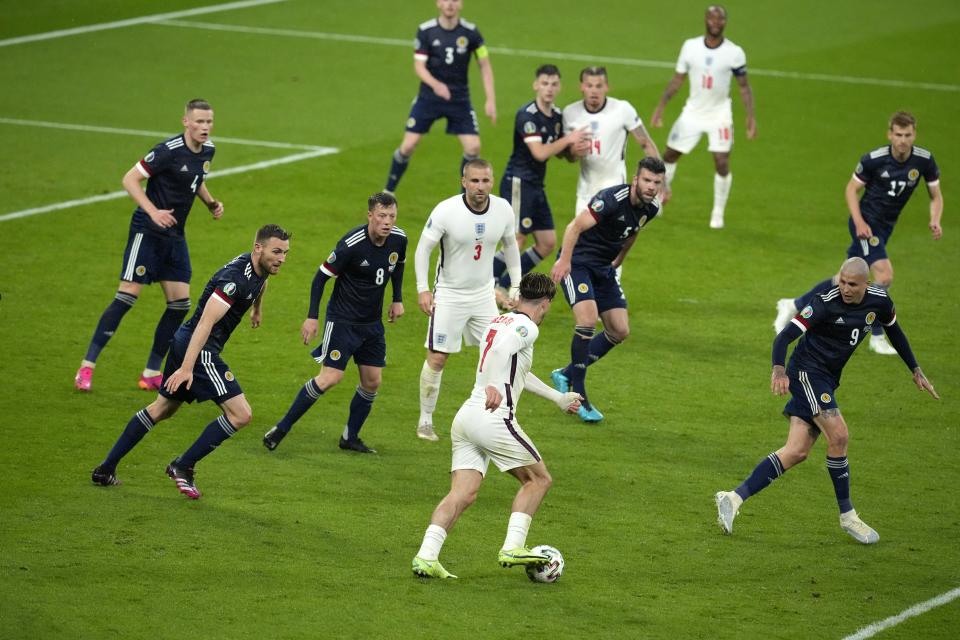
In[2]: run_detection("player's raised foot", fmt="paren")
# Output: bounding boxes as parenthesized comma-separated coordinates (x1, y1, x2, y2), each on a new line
(138, 373, 163, 391)
(709, 209, 725, 229)
(550, 368, 570, 394)
(263, 426, 286, 451)
(416, 421, 439, 442)
(577, 405, 604, 423)
(714, 490, 742, 534)
(91, 465, 121, 486)
(773, 298, 797, 334)
(74, 366, 93, 392)
(498, 547, 550, 568)
(868, 333, 898, 355)
(339, 436, 377, 454)
(165, 459, 201, 499)
(840, 510, 879, 544)
(412, 556, 457, 579)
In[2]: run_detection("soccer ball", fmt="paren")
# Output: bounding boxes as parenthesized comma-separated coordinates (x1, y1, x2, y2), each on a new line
(525, 545, 564, 583)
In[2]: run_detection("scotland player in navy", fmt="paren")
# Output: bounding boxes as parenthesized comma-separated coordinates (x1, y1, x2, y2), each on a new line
(264, 193, 406, 454)
(76, 99, 225, 393)
(774, 112, 943, 355)
(550, 157, 665, 422)
(492, 65, 589, 295)
(384, 0, 496, 193)
(718, 258, 938, 544)
(91, 225, 291, 499)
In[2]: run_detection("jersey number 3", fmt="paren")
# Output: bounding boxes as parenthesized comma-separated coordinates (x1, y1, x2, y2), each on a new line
(473, 243, 482, 260)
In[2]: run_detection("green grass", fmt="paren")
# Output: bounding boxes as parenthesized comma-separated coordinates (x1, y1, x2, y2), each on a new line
(1, 1, 958, 638)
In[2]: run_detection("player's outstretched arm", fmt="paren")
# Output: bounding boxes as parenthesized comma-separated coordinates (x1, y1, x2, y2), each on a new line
(928, 182, 944, 240)
(651, 73, 686, 128)
(912, 367, 940, 399)
(524, 372, 581, 413)
(630, 124, 661, 159)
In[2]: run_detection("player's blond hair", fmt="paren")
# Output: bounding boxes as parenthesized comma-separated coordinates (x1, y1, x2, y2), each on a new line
(185, 98, 212, 113)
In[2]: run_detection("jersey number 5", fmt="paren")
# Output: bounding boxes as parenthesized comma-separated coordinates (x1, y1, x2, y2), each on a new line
(479, 329, 498, 371)
(473, 243, 482, 260)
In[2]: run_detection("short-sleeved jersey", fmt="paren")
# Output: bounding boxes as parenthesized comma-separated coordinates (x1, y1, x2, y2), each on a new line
(853, 145, 940, 228)
(181, 253, 266, 353)
(571, 185, 661, 267)
(418, 194, 516, 299)
(503, 101, 564, 186)
(563, 97, 643, 199)
(463, 312, 539, 418)
(675, 37, 747, 117)
(318, 225, 408, 324)
(131, 134, 215, 237)
(788, 286, 896, 381)
(414, 18, 484, 101)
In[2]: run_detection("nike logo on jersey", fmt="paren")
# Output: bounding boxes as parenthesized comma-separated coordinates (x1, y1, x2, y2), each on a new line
(360, 259, 370, 267)
(180, 165, 189, 172)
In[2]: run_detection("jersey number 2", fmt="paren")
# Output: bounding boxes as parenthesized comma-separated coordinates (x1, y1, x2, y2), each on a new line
(479, 329, 498, 371)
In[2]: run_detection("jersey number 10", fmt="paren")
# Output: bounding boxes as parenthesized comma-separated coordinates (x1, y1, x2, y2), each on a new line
(701, 73, 714, 89)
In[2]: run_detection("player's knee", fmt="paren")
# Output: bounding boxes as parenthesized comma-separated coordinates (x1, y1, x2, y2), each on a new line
(536, 470, 553, 492)
(536, 237, 556, 255)
(663, 148, 682, 163)
(781, 448, 808, 467)
(462, 142, 480, 158)
(230, 408, 253, 428)
(831, 430, 849, 451)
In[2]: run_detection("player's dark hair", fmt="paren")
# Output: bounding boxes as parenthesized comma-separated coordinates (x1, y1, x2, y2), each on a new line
(579, 66, 607, 82)
(889, 111, 916, 130)
(536, 64, 561, 78)
(185, 98, 212, 113)
(637, 156, 666, 175)
(368, 192, 397, 211)
(256, 224, 290, 243)
(518, 272, 556, 302)
(462, 158, 492, 176)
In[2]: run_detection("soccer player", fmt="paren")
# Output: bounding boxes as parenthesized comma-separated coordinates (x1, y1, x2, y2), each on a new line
(562, 66, 661, 218)
(773, 111, 943, 355)
(550, 157, 664, 423)
(650, 5, 756, 228)
(411, 272, 582, 579)
(75, 99, 224, 392)
(414, 159, 521, 441)
(491, 64, 590, 292)
(90, 225, 290, 499)
(383, 0, 496, 193)
(263, 193, 406, 455)
(716, 258, 939, 544)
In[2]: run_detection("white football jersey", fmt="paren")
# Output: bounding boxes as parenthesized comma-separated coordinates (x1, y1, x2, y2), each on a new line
(464, 312, 539, 417)
(417, 193, 515, 299)
(675, 36, 747, 117)
(563, 97, 643, 201)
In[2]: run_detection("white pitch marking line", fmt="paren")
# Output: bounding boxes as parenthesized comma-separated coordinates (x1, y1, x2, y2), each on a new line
(157, 19, 960, 93)
(0, 0, 287, 48)
(842, 586, 960, 640)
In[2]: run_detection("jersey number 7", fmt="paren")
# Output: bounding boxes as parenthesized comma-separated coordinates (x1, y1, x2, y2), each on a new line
(479, 329, 498, 371)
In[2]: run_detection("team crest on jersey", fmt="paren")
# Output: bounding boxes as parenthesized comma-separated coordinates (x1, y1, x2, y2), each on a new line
(222, 282, 237, 297)
(869, 236, 880, 247)
(516, 326, 528, 337)
(555, 123, 561, 136)
(475, 223, 485, 236)
(144, 151, 155, 163)
(801, 305, 813, 319)
(435, 334, 446, 345)
(855, 162, 863, 174)
(202, 160, 211, 173)
(224, 371, 235, 382)
(407, 117, 416, 128)
(327, 251, 337, 263)
(820, 393, 832, 403)
(330, 350, 341, 361)
(521, 217, 532, 229)
(638, 215, 648, 227)
(388, 252, 399, 265)
(590, 199, 604, 213)
(135, 265, 146, 276)
(577, 283, 589, 294)
(865, 312, 876, 325)
(523, 121, 537, 135)
(908, 169, 920, 181)
(705, 56, 713, 66)
(456, 36, 468, 52)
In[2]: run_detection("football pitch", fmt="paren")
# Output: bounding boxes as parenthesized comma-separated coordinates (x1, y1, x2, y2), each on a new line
(1, 1, 958, 637)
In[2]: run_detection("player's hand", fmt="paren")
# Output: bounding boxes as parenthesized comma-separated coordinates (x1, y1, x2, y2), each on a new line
(930, 222, 943, 240)
(250, 307, 262, 328)
(853, 219, 873, 239)
(388, 302, 404, 323)
(433, 82, 451, 101)
(650, 107, 664, 128)
(550, 259, 570, 284)
(485, 98, 497, 125)
(149, 208, 177, 228)
(301, 318, 319, 345)
(207, 199, 224, 220)
(771, 365, 789, 396)
(555, 392, 582, 414)
(746, 116, 757, 140)
(418, 291, 434, 316)
(484, 385, 502, 412)
(164, 368, 192, 393)
(913, 368, 940, 400)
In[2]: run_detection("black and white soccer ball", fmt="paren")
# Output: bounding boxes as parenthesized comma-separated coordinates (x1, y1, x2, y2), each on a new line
(525, 545, 564, 583)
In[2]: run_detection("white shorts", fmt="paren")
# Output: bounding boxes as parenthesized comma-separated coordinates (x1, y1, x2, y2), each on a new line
(667, 110, 734, 154)
(424, 293, 498, 353)
(450, 404, 542, 475)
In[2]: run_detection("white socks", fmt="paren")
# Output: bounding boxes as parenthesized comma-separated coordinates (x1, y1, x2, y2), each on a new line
(419, 361, 443, 425)
(664, 161, 677, 190)
(417, 524, 447, 561)
(501, 512, 533, 550)
(713, 172, 732, 215)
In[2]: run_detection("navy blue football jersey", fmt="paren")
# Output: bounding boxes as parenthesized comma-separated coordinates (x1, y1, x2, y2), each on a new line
(181, 253, 266, 353)
(318, 225, 408, 323)
(570, 185, 661, 267)
(131, 134, 215, 237)
(503, 101, 564, 186)
(854, 145, 939, 228)
(788, 286, 896, 381)
(414, 18, 484, 100)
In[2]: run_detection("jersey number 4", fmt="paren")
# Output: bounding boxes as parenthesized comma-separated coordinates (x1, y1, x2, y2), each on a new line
(479, 329, 498, 371)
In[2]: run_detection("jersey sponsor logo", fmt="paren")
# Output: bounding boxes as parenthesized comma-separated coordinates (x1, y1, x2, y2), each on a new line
(521, 217, 533, 229)
(865, 312, 876, 325)
(475, 223, 485, 236)
(180, 164, 189, 172)
(590, 199, 604, 213)
(135, 265, 146, 276)
(908, 168, 920, 181)
(577, 283, 589, 294)
(516, 326, 529, 337)
(144, 151, 155, 163)
(523, 121, 537, 134)
(389, 252, 399, 265)
(203, 160, 211, 173)
(330, 350, 342, 361)
(222, 282, 237, 297)
(328, 251, 337, 263)
(800, 305, 814, 319)
(869, 236, 880, 247)
(820, 392, 832, 403)
(224, 371, 235, 382)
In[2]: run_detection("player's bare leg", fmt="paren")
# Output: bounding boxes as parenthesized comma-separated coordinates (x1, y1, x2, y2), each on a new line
(711, 152, 731, 229)
(499, 463, 553, 567)
(867, 260, 897, 355)
(418, 350, 448, 441)
(413, 469, 483, 578)
(457, 134, 481, 179)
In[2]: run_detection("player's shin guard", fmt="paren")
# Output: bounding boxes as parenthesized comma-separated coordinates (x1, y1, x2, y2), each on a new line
(794, 277, 836, 311)
(277, 379, 324, 433)
(146, 298, 190, 371)
(501, 512, 533, 551)
(568, 326, 595, 406)
(344, 385, 377, 441)
(84, 292, 138, 363)
(102, 409, 155, 469)
(386, 148, 410, 192)
(827, 456, 853, 513)
(419, 361, 443, 424)
(734, 452, 785, 500)
(587, 330, 621, 365)
(178, 415, 238, 467)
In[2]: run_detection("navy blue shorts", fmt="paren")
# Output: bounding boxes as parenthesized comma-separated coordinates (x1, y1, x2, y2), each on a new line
(311, 319, 386, 370)
(119, 228, 192, 284)
(500, 174, 554, 234)
(783, 368, 839, 426)
(159, 333, 243, 404)
(846, 217, 894, 266)
(559, 263, 626, 313)
(406, 93, 479, 135)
